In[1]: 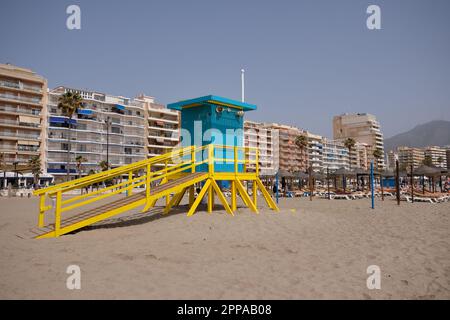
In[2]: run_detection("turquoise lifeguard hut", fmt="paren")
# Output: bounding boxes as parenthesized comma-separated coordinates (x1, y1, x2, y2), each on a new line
(167, 95, 256, 173)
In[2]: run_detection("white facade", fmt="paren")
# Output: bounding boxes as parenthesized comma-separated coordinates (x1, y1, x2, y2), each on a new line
(322, 139, 350, 171)
(244, 120, 279, 176)
(46, 87, 147, 181)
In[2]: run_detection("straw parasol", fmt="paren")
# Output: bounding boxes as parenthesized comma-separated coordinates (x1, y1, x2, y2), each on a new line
(331, 167, 355, 176)
(276, 169, 295, 178)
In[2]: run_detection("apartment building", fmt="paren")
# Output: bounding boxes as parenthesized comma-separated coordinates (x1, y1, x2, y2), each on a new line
(446, 147, 450, 169)
(397, 146, 424, 169)
(0, 63, 47, 172)
(244, 120, 279, 176)
(322, 139, 350, 171)
(387, 150, 397, 169)
(264, 123, 308, 173)
(333, 113, 385, 170)
(424, 146, 447, 168)
(46, 86, 148, 182)
(306, 132, 323, 172)
(138, 94, 180, 165)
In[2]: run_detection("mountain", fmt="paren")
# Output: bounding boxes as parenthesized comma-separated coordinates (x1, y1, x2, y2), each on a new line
(384, 120, 450, 152)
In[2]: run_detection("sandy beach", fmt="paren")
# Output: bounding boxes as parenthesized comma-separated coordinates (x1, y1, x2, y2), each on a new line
(0, 194, 449, 299)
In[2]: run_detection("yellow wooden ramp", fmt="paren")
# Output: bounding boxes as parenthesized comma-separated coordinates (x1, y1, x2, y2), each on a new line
(30, 172, 207, 239)
(31, 144, 279, 239)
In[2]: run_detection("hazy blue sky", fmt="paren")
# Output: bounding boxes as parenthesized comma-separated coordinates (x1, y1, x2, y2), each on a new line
(1, 0, 449, 138)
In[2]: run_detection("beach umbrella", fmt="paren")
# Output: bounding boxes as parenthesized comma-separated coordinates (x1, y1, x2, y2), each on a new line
(331, 167, 355, 176)
(294, 171, 308, 179)
(414, 165, 441, 176)
(276, 169, 294, 178)
(311, 171, 324, 180)
(352, 167, 369, 175)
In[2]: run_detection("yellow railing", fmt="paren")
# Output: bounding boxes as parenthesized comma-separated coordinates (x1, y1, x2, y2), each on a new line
(34, 144, 259, 234)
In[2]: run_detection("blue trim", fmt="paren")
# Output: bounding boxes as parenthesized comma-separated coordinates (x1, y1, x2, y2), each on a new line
(49, 116, 77, 124)
(77, 109, 93, 115)
(167, 95, 257, 111)
(114, 104, 125, 111)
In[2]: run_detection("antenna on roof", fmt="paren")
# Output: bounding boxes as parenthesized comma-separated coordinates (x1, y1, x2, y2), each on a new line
(241, 68, 245, 102)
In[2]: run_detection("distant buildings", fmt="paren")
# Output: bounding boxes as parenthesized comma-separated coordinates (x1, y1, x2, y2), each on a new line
(0, 63, 47, 171)
(243, 121, 279, 176)
(333, 113, 385, 170)
(424, 146, 447, 168)
(306, 132, 323, 173)
(446, 147, 450, 169)
(263, 123, 309, 173)
(397, 146, 425, 169)
(322, 139, 350, 171)
(389, 145, 448, 170)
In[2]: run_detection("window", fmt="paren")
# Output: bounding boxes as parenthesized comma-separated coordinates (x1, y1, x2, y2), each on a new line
(61, 143, 69, 150)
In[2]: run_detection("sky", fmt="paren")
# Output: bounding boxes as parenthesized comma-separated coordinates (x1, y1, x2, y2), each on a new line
(1, 0, 449, 138)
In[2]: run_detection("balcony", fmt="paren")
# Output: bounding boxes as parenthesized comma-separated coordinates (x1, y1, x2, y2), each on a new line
(0, 93, 41, 105)
(0, 131, 40, 140)
(0, 80, 42, 93)
(0, 105, 41, 116)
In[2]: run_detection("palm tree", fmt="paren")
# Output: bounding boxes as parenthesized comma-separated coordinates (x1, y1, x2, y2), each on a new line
(423, 155, 432, 166)
(28, 155, 42, 189)
(295, 135, 308, 172)
(344, 138, 356, 170)
(75, 155, 87, 179)
(373, 148, 383, 171)
(57, 91, 83, 181)
(99, 160, 109, 172)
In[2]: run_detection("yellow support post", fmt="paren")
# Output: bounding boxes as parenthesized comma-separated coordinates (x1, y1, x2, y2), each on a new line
(127, 171, 133, 196)
(255, 178, 279, 211)
(189, 185, 195, 207)
(165, 159, 169, 206)
(191, 145, 196, 173)
(231, 180, 237, 211)
(38, 195, 46, 227)
(208, 183, 213, 213)
(187, 179, 211, 217)
(210, 178, 233, 215)
(208, 144, 214, 175)
(55, 191, 62, 236)
(235, 179, 258, 213)
(146, 164, 151, 200)
(163, 188, 186, 214)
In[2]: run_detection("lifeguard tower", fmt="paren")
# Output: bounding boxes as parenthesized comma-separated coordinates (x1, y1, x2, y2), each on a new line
(167, 95, 254, 173)
(29, 95, 278, 239)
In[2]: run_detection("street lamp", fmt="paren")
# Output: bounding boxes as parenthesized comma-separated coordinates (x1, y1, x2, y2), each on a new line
(13, 161, 18, 188)
(105, 116, 111, 170)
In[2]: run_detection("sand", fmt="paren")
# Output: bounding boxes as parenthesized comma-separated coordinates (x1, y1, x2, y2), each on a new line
(0, 194, 449, 299)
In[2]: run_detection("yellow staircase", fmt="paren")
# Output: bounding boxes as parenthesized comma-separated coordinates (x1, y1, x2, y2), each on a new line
(31, 144, 279, 239)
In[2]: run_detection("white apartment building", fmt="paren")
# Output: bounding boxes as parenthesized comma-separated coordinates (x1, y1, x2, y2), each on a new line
(322, 139, 350, 171)
(306, 132, 323, 172)
(46, 87, 147, 182)
(424, 146, 447, 168)
(137, 95, 179, 166)
(244, 120, 279, 176)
